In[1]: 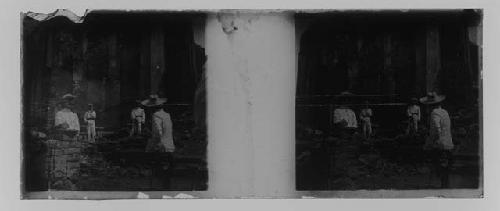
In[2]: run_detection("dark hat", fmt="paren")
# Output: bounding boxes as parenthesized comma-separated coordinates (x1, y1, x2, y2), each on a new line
(339, 91, 354, 96)
(62, 93, 76, 100)
(141, 94, 167, 107)
(420, 92, 446, 105)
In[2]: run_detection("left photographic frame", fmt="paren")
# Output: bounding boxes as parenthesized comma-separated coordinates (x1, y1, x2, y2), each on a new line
(21, 10, 208, 195)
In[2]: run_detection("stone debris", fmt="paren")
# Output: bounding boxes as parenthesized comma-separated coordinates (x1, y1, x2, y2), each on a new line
(358, 153, 380, 166)
(297, 105, 479, 190)
(33, 110, 208, 191)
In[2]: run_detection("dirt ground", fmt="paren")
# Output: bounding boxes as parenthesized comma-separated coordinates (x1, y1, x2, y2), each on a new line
(296, 116, 480, 190)
(45, 111, 208, 191)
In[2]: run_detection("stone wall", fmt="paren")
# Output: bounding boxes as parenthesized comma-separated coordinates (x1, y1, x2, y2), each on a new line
(46, 136, 83, 190)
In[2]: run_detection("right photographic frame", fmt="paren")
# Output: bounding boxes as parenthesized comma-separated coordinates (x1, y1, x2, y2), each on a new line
(295, 9, 482, 193)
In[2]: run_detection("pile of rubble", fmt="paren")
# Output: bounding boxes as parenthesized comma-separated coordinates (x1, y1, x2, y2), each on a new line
(297, 103, 481, 189)
(30, 110, 208, 191)
(78, 110, 207, 190)
(45, 137, 84, 190)
(296, 125, 441, 190)
(450, 106, 480, 155)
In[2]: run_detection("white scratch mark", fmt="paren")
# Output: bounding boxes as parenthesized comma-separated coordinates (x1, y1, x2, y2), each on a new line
(424, 196, 446, 198)
(301, 196, 316, 199)
(174, 193, 195, 199)
(137, 192, 150, 199)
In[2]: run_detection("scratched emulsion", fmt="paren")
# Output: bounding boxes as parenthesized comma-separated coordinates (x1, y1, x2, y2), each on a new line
(22, 10, 482, 199)
(206, 12, 296, 198)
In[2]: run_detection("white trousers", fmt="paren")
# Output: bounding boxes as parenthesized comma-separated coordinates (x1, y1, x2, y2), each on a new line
(87, 120, 96, 142)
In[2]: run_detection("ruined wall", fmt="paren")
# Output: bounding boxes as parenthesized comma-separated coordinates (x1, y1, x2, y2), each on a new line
(46, 138, 83, 190)
(23, 14, 206, 131)
(22, 13, 208, 192)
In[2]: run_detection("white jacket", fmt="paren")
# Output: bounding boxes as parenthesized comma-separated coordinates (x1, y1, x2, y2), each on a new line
(151, 110, 175, 152)
(333, 108, 358, 128)
(54, 109, 80, 132)
(427, 108, 454, 150)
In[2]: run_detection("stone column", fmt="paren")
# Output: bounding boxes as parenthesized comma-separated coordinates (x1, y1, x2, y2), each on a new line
(383, 33, 395, 94)
(415, 24, 442, 95)
(150, 25, 166, 95)
(104, 32, 121, 126)
(205, 12, 296, 197)
(415, 28, 427, 96)
(425, 25, 441, 93)
(139, 30, 151, 97)
(102, 32, 120, 111)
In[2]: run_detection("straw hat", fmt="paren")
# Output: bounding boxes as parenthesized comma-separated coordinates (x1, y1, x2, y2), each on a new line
(141, 94, 167, 107)
(419, 92, 446, 105)
(62, 93, 76, 100)
(339, 91, 354, 96)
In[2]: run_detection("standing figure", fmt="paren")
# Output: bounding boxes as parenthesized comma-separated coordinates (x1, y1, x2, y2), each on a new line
(54, 94, 80, 139)
(332, 91, 358, 137)
(130, 100, 146, 136)
(52, 94, 81, 188)
(328, 91, 357, 187)
(83, 104, 96, 142)
(359, 101, 373, 139)
(406, 97, 421, 135)
(420, 92, 454, 188)
(142, 94, 175, 153)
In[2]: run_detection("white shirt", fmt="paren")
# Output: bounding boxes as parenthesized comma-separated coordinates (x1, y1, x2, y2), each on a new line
(131, 107, 145, 123)
(333, 107, 358, 128)
(54, 109, 80, 132)
(84, 110, 96, 123)
(360, 108, 373, 122)
(152, 110, 175, 152)
(407, 105, 421, 121)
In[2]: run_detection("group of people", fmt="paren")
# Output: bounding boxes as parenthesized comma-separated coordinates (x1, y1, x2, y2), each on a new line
(332, 92, 452, 147)
(53, 93, 176, 153)
(330, 91, 454, 187)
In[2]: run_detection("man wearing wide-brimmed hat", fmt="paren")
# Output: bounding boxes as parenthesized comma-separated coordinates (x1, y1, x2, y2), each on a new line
(420, 92, 453, 188)
(421, 92, 453, 151)
(54, 93, 80, 138)
(141, 94, 175, 153)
